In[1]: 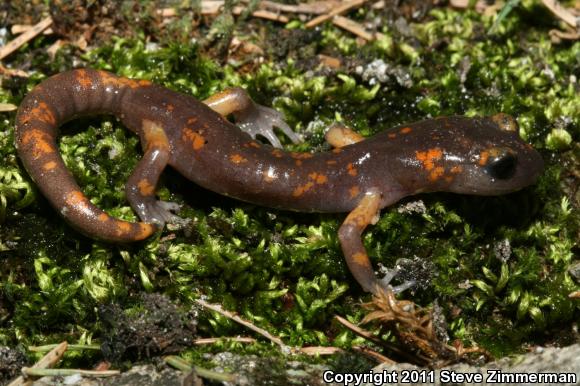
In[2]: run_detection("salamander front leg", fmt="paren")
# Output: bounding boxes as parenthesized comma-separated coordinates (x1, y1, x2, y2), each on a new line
(126, 119, 181, 226)
(203, 87, 300, 148)
(339, 189, 415, 294)
(339, 190, 384, 293)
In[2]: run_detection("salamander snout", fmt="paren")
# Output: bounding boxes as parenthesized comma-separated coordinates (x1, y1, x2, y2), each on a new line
(457, 139, 544, 196)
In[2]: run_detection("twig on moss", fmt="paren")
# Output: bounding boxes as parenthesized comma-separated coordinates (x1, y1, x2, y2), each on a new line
(164, 355, 236, 382)
(318, 54, 342, 69)
(7, 341, 67, 386)
(332, 15, 380, 41)
(0, 16, 53, 61)
(305, 0, 367, 28)
(0, 103, 17, 112)
(193, 337, 257, 345)
(549, 29, 580, 42)
(334, 315, 384, 346)
(28, 344, 101, 353)
(299, 346, 344, 355)
(159, 3, 289, 23)
(542, 0, 578, 29)
(0, 64, 30, 77)
(47, 39, 66, 60)
(260, 0, 340, 15)
(449, 0, 493, 13)
(195, 298, 287, 348)
(452, 340, 493, 363)
(22, 368, 120, 378)
(352, 345, 396, 364)
(11, 24, 53, 35)
(334, 315, 410, 362)
(240, 9, 288, 23)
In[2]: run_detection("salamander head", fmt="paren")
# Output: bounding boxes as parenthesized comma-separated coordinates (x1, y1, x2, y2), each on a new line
(453, 114, 543, 195)
(400, 114, 544, 196)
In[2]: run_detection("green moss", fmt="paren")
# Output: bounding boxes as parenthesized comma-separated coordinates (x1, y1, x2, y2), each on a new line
(1, 2, 578, 370)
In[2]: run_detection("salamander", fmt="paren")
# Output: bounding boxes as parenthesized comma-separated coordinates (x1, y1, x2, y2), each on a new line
(15, 69, 544, 294)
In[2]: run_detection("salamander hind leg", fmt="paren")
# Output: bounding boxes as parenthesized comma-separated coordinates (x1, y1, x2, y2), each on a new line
(325, 122, 364, 148)
(338, 189, 415, 295)
(127, 119, 183, 226)
(203, 87, 300, 148)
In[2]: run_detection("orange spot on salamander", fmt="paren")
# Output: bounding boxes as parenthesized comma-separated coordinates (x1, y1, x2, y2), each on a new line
(137, 179, 155, 196)
(17, 113, 31, 126)
(415, 148, 443, 171)
(388, 133, 397, 139)
(295, 160, 302, 166)
(332, 148, 343, 154)
(292, 182, 314, 197)
(98, 213, 109, 222)
(292, 172, 328, 197)
(347, 163, 358, 176)
(243, 141, 261, 149)
(450, 165, 463, 174)
(119, 78, 147, 89)
(66, 191, 90, 212)
(29, 102, 56, 125)
(400, 127, 412, 134)
(429, 166, 445, 182)
(97, 71, 118, 87)
(479, 150, 489, 166)
(42, 161, 57, 171)
(166, 104, 174, 112)
(308, 172, 328, 184)
(98, 71, 151, 89)
(76, 69, 93, 89)
(115, 221, 133, 236)
(326, 160, 337, 165)
(491, 113, 518, 132)
(21, 129, 55, 159)
(271, 149, 284, 158)
(352, 252, 371, 268)
(136, 223, 155, 240)
(182, 128, 206, 150)
(230, 154, 248, 164)
(349, 186, 360, 198)
(290, 152, 314, 159)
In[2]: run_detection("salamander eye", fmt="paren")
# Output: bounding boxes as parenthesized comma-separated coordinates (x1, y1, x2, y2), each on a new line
(486, 150, 517, 180)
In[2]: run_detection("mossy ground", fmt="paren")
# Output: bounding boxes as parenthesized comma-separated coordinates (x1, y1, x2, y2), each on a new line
(0, 0, 578, 376)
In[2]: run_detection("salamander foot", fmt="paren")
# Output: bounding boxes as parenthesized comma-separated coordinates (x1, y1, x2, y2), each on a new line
(378, 265, 416, 294)
(137, 200, 185, 226)
(203, 87, 300, 148)
(236, 104, 300, 148)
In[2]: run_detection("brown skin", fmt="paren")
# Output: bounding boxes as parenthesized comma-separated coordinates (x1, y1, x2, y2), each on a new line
(15, 69, 544, 294)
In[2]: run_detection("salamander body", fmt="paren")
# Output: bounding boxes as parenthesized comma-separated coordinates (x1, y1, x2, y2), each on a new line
(15, 69, 544, 294)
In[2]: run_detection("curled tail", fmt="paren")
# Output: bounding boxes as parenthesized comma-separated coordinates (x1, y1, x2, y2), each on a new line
(15, 69, 157, 242)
